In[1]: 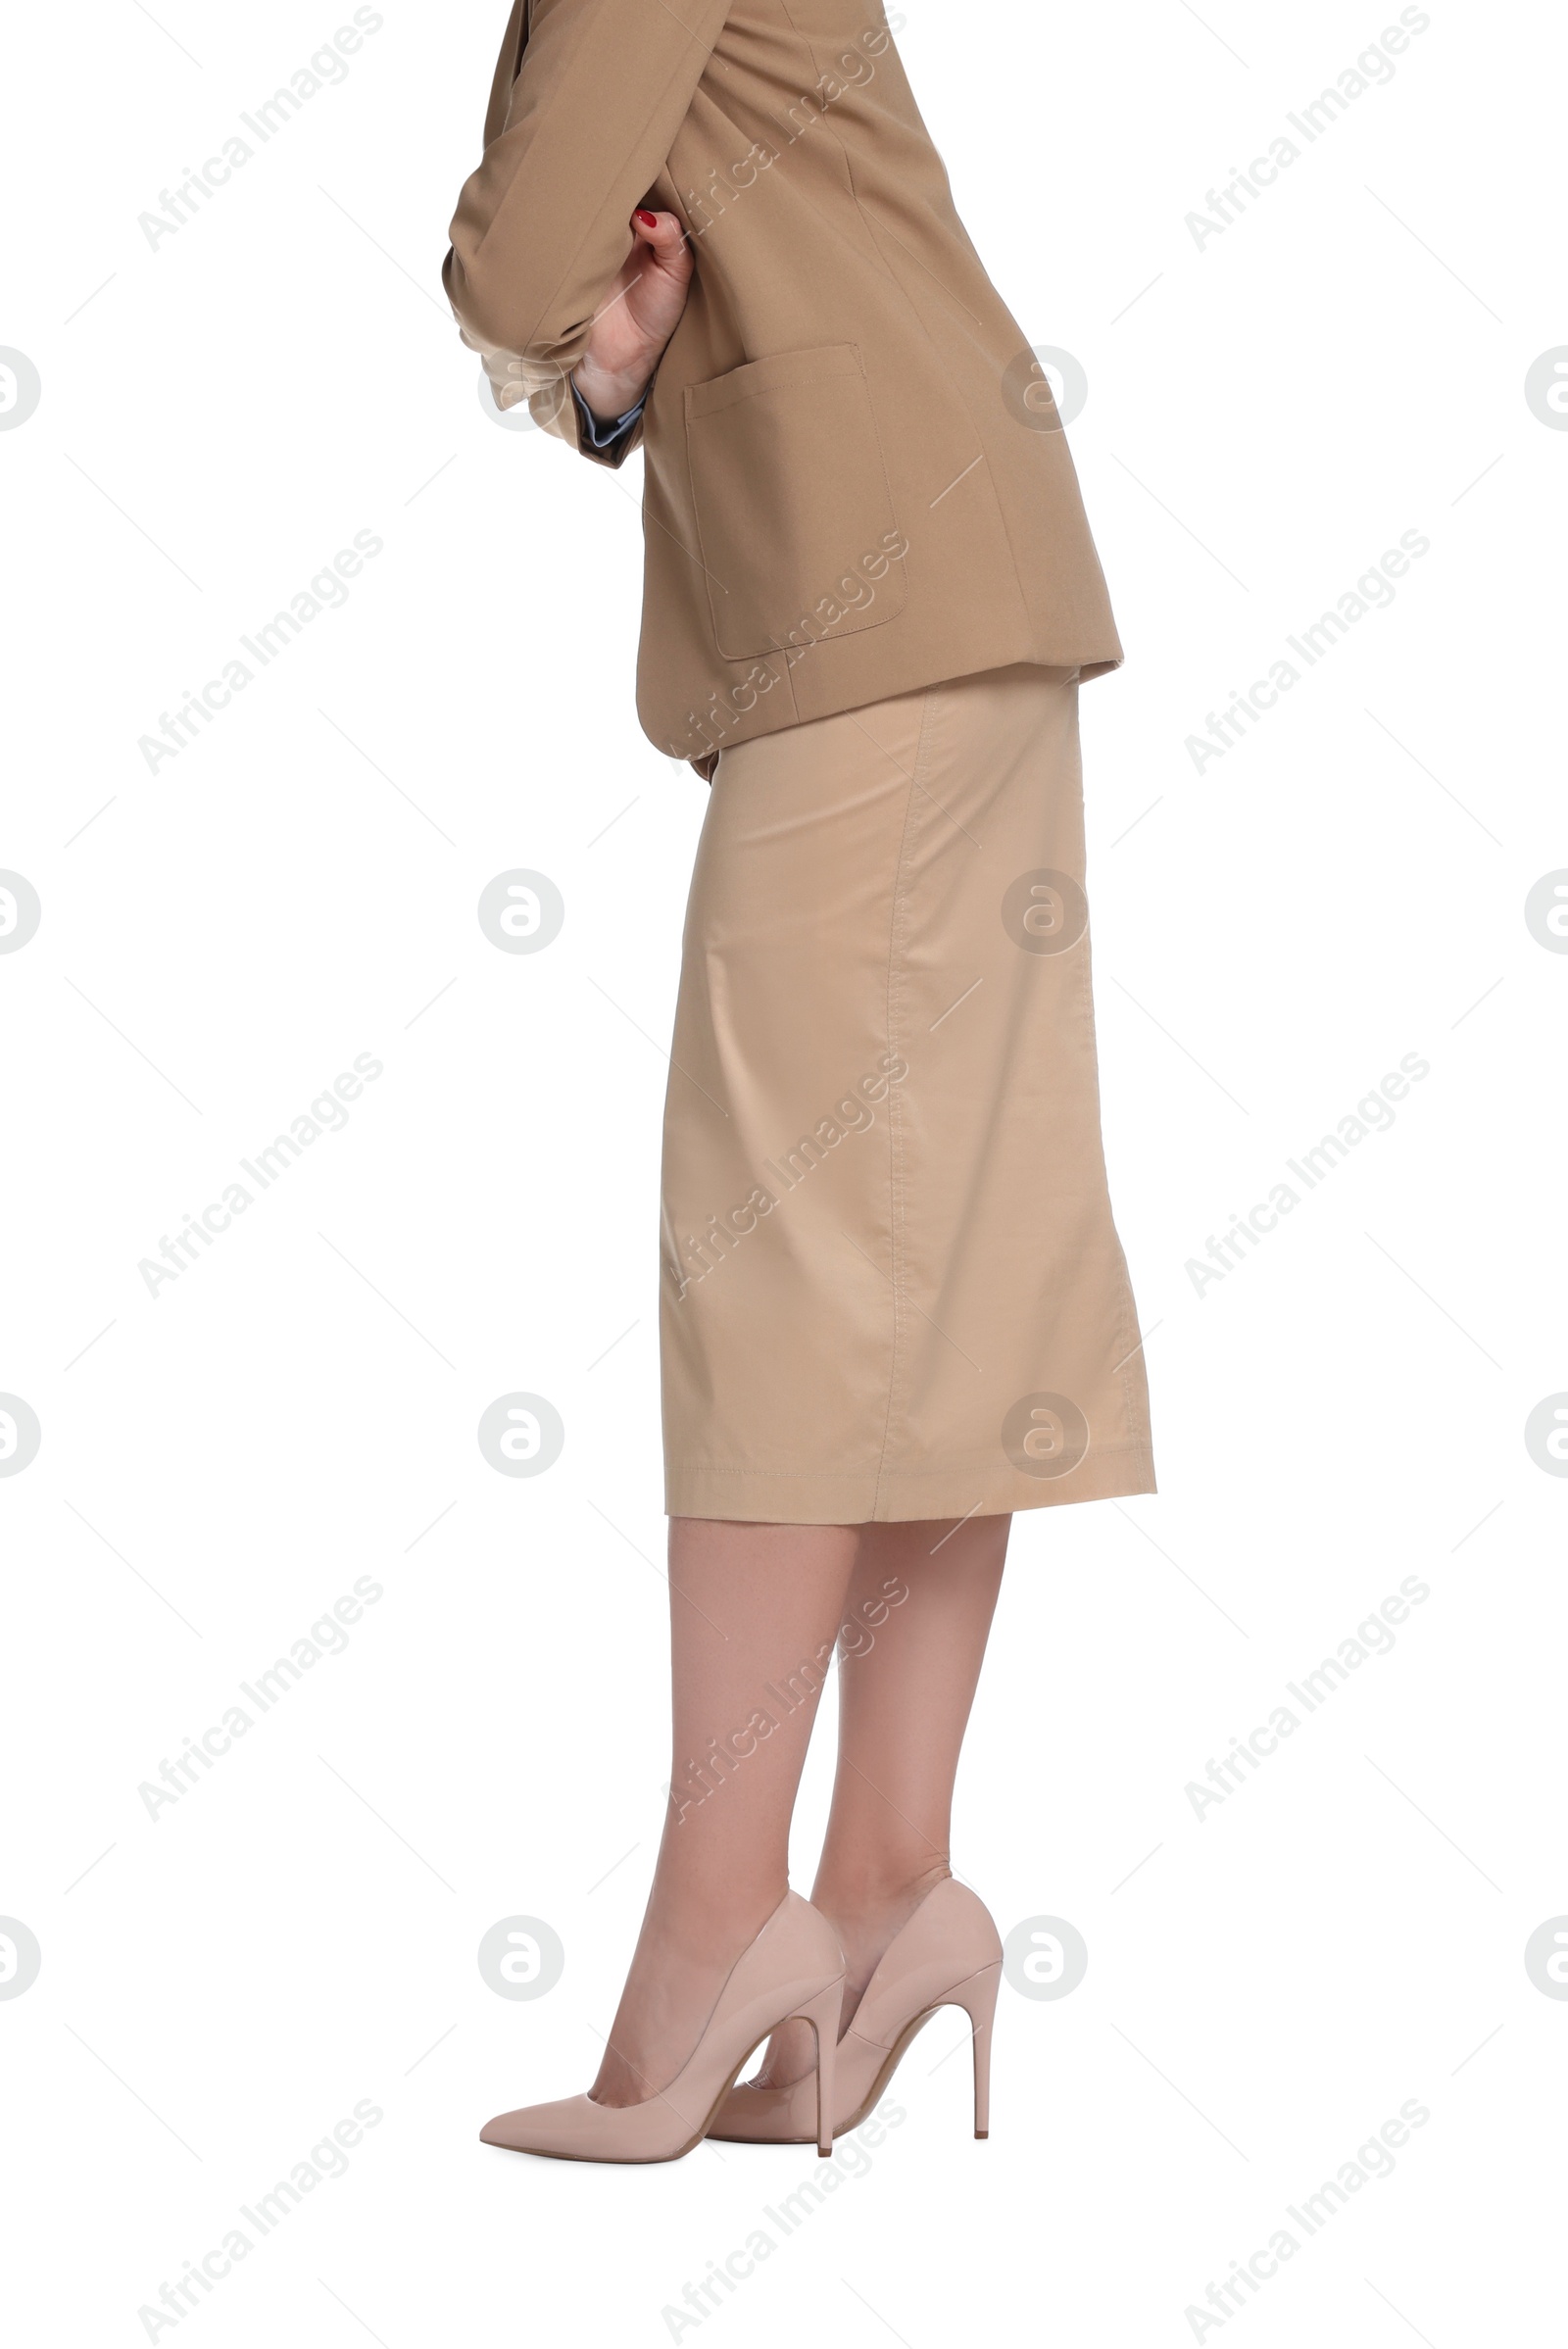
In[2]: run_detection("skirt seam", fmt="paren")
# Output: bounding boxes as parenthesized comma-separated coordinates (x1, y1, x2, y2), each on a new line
(870, 679, 940, 1515)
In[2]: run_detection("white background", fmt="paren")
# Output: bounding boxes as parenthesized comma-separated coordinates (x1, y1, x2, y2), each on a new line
(3, 0, 1565, 2341)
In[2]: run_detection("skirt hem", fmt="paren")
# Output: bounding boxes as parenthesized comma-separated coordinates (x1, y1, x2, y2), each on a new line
(663, 1446, 1156, 1526)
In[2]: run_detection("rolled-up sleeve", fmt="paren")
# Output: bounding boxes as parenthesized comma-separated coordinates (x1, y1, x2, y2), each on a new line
(443, 0, 726, 437)
(571, 381, 647, 459)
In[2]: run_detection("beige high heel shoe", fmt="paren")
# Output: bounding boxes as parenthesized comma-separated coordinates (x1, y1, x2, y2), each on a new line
(477, 1890, 845, 2163)
(710, 1877, 1003, 2144)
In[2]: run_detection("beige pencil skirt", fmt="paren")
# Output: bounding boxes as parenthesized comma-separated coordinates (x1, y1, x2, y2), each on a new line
(659, 661, 1155, 1524)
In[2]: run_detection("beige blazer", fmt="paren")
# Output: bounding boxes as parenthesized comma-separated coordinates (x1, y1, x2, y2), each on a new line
(443, 0, 1122, 770)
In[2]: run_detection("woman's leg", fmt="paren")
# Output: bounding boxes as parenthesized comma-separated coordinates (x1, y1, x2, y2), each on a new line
(750, 1510, 1010, 2088)
(591, 1517, 858, 2107)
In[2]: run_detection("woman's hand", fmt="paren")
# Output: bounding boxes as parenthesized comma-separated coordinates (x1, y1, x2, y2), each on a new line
(572, 209, 692, 423)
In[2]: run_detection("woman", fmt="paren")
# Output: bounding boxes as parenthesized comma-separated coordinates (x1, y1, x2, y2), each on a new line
(444, 0, 1153, 2163)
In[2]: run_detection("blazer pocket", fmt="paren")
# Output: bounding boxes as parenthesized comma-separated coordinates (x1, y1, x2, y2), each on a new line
(685, 344, 907, 663)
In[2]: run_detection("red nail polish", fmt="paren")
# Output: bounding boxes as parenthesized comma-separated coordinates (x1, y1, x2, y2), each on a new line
(635, 208, 658, 225)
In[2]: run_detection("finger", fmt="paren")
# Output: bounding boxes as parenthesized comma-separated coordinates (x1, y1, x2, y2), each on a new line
(631, 206, 689, 255)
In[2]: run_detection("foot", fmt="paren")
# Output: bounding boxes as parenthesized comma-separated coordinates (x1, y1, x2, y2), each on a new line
(482, 1892, 846, 2161)
(590, 1891, 785, 2108)
(745, 1864, 953, 2089)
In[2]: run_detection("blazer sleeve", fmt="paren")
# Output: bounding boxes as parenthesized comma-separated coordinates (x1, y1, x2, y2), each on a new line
(443, 0, 727, 456)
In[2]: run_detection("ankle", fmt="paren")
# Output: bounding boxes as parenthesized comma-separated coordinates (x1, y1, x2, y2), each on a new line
(811, 1861, 952, 1938)
(643, 1880, 788, 1965)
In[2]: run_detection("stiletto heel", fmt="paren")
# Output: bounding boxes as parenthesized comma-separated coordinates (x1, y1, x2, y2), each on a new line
(791, 1976, 844, 2157)
(952, 1958, 1001, 2137)
(711, 1878, 1006, 2146)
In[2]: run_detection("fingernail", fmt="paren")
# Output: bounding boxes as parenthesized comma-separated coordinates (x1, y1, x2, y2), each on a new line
(635, 208, 658, 225)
